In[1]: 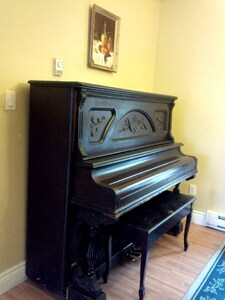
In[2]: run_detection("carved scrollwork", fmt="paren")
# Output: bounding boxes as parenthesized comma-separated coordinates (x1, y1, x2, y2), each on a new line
(88, 109, 114, 143)
(120, 115, 147, 134)
(112, 111, 154, 140)
(79, 92, 87, 108)
(90, 116, 106, 137)
(155, 111, 167, 131)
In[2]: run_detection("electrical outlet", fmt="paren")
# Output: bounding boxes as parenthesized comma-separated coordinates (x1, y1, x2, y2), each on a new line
(189, 184, 197, 196)
(53, 58, 63, 76)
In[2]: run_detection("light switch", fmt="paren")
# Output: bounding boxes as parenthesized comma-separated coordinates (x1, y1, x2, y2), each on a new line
(6, 91, 16, 110)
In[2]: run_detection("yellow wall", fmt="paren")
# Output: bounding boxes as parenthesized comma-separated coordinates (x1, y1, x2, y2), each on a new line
(0, 1, 161, 273)
(154, 0, 225, 214)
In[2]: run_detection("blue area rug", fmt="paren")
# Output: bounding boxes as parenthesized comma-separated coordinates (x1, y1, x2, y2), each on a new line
(183, 240, 225, 300)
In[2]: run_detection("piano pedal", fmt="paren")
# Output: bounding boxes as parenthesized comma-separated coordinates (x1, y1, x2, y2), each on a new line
(130, 248, 142, 257)
(124, 247, 142, 262)
(124, 254, 136, 262)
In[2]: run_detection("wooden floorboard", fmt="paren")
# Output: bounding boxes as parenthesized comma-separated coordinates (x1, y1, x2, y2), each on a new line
(1, 223, 224, 300)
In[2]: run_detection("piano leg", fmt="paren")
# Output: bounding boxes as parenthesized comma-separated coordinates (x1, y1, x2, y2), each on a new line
(70, 264, 105, 300)
(70, 224, 106, 300)
(139, 238, 151, 300)
(86, 226, 98, 276)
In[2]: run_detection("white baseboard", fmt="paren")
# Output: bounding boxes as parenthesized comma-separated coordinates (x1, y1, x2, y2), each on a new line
(0, 261, 26, 296)
(192, 210, 206, 226)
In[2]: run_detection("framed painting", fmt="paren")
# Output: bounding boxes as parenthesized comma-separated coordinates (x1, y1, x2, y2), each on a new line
(88, 4, 121, 72)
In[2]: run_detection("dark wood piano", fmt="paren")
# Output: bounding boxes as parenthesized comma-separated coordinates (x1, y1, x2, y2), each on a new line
(26, 81, 197, 300)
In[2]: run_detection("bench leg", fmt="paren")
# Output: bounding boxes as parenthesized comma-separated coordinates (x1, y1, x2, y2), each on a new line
(139, 239, 151, 300)
(184, 204, 193, 251)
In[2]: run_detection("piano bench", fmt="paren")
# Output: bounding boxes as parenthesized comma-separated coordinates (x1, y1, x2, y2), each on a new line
(107, 191, 195, 300)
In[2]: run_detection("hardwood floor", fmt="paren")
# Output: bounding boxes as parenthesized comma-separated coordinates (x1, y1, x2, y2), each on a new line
(1, 223, 224, 300)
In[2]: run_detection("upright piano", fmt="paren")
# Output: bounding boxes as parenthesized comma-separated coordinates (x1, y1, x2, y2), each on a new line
(26, 81, 197, 299)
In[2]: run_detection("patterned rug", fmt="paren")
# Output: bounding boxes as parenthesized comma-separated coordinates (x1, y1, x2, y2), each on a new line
(183, 240, 225, 300)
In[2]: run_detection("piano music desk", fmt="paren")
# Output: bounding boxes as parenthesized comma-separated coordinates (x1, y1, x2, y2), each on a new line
(112, 191, 195, 300)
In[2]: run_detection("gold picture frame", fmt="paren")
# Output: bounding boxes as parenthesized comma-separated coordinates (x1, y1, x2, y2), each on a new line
(88, 4, 121, 72)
